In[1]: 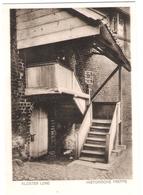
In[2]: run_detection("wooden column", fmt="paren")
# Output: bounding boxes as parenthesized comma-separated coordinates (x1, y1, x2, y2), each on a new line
(119, 66, 122, 145)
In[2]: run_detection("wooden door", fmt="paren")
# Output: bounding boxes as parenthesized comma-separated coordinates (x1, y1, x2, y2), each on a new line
(30, 106, 48, 158)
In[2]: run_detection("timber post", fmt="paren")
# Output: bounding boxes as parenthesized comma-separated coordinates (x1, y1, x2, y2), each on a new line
(119, 66, 122, 145)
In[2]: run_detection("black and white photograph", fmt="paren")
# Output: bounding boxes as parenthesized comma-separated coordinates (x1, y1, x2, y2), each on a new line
(10, 6, 132, 181)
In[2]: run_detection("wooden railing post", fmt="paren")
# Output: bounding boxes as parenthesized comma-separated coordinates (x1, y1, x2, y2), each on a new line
(114, 103, 119, 150)
(116, 102, 121, 147)
(106, 102, 121, 162)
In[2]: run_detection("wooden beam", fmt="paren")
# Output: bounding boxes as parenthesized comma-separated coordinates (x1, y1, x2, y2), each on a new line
(17, 25, 100, 49)
(119, 66, 122, 101)
(17, 10, 73, 30)
(17, 17, 87, 41)
(91, 66, 119, 102)
(118, 66, 122, 145)
(16, 9, 60, 22)
(25, 87, 89, 99)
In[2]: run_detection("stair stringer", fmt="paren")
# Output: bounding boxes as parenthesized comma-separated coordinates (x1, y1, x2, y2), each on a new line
(79, 119, 111, 163)
(77, 103, 93, 158)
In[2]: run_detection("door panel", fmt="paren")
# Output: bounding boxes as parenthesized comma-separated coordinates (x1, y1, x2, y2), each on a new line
(30, 106, 48, 158)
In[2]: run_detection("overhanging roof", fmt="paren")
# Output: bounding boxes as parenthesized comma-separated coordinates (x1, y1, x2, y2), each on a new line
(16, 8, 131, 71)
(72, 8, 131, 72)
(94, 23, 131, 71)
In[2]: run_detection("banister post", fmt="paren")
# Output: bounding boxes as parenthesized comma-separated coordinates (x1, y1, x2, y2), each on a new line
(114, 104, 119, 150)
(90, 102, 93, 124)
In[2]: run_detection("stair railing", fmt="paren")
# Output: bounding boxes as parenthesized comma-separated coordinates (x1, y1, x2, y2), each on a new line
(105, 102, 121, 163)
(76, 103, 93, 158)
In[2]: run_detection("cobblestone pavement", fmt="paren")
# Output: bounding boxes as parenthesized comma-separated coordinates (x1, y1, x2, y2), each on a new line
(13, 144, 132, 180)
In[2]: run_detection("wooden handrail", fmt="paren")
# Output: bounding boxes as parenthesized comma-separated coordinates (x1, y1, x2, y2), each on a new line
(105, 102, 121, 162)
(76, 103, 92, 157)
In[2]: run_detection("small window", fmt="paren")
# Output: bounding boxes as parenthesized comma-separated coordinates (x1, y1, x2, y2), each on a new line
(110, 15, 117, 34)
(112, 16, 118, 33)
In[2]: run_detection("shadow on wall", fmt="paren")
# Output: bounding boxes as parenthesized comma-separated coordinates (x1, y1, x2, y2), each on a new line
(56, 122, 77, 159)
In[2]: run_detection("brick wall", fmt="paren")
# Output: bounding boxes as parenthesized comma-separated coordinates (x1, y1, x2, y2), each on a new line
(11, 10, 33, 158)
(68, 38, 132, 143)
(72, 40, 119, 102)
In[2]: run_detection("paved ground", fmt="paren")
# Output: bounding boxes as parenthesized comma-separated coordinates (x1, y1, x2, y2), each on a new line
(13, 144, 132, 180)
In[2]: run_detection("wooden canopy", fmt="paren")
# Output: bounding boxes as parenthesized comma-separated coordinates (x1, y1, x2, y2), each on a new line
(16, 8, 131, 71)
(94, 23, 131, 71)
(71, 8, 131, 71)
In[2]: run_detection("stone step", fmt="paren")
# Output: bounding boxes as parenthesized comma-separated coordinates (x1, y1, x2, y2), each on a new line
(79, 156, 105, 163)
(81, 149, 105, 155)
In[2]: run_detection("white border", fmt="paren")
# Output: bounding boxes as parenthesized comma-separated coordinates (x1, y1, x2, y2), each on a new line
(1, 0, 136, 4)
(1, 1, 143, 195)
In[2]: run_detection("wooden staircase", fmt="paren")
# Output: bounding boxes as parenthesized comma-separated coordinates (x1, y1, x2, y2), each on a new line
(79, 119, 111, 163)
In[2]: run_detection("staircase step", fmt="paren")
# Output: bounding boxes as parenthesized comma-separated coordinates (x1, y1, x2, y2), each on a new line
(88, 131, 107, 136)
(83, 143, 106, 148)
(92, 119, 112, 124)
(81, 149, 105, 155)
(79, 156, 105, 163)
(86, 137, 106, 142)
(90, 125, 110, 130)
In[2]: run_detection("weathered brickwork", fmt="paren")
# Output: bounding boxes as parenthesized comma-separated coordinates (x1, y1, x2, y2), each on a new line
(74, 44, 90, 93)
(11, 10, 33, 158)
(89, 55, 119, 102)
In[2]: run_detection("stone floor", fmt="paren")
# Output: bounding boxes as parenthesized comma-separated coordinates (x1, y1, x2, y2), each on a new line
(13, 144, 132, 180)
